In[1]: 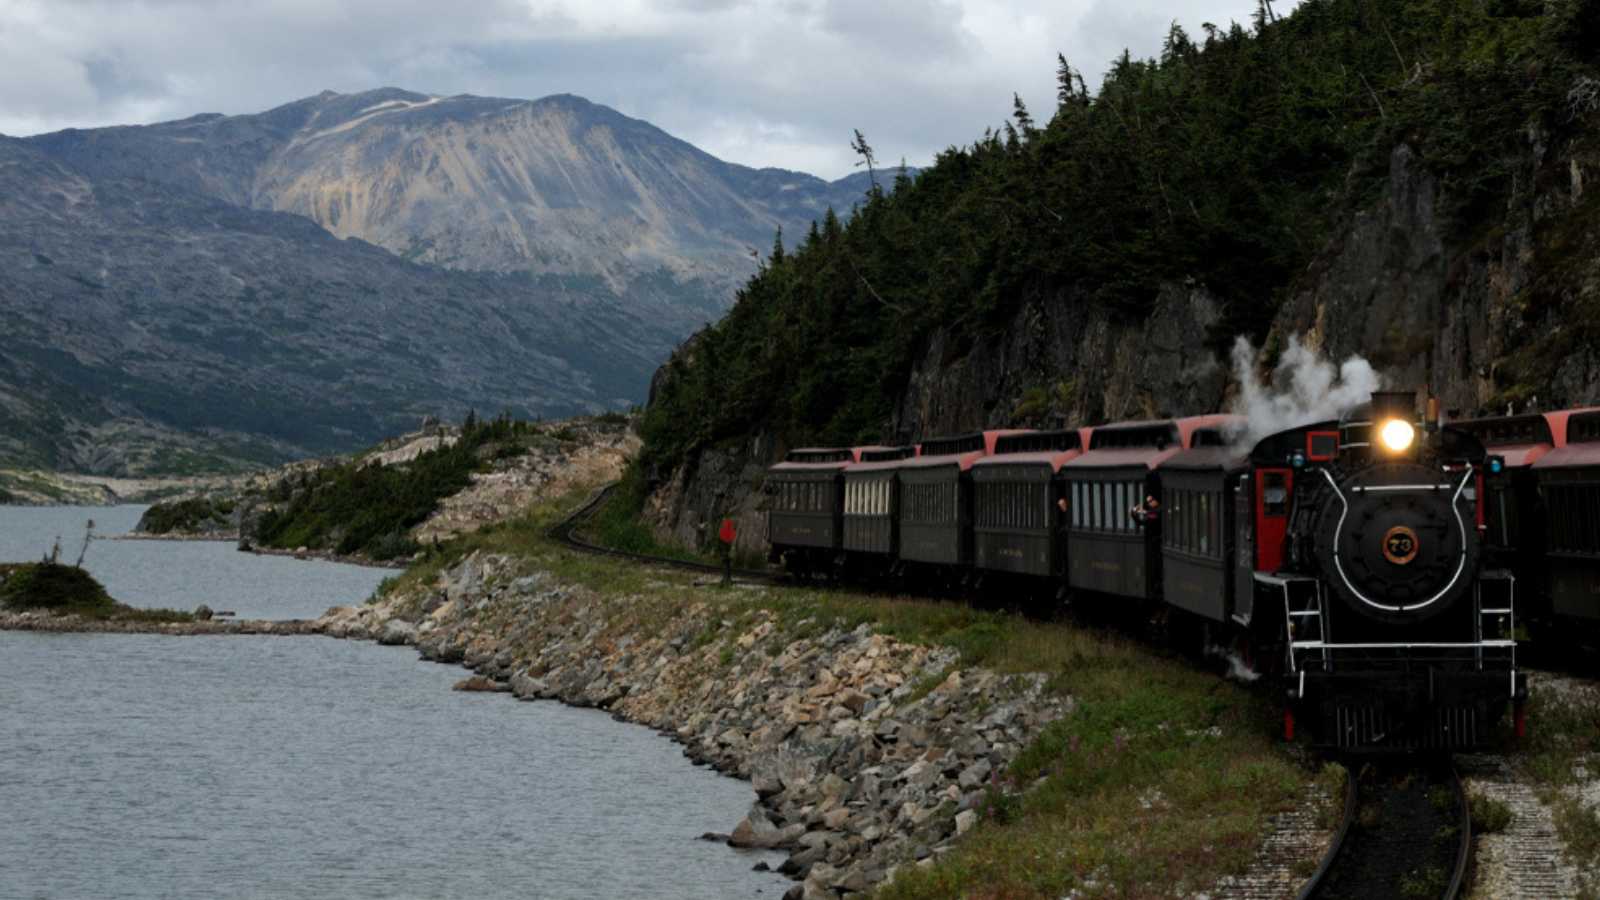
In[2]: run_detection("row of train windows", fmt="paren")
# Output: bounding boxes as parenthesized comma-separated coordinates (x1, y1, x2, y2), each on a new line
(1547, 483, 1600, 554)
(844, 478, 893, 516)
(974, 482, 1049, 529)
(903, 481, 959, 525)
(1069, 481, 1143, 534)
(1165, 488, 1222, 559)
(774, 479, 832, 513)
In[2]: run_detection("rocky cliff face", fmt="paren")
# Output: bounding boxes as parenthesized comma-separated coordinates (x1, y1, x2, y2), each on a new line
(644, 127, 1600, 546)
(1274, 137, 1600, 416)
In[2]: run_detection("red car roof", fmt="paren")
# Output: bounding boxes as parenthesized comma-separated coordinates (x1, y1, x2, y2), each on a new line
(902, 429, 1031, 472)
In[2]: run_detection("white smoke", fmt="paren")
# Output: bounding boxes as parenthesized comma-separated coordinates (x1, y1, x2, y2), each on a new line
(1229, 335, 1381, 450)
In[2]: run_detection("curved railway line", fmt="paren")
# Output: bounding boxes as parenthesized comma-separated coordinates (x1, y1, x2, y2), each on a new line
(1298, 763, 1471, 900)
(556, 484, 1492, 900)
(549, 482, 779, 583)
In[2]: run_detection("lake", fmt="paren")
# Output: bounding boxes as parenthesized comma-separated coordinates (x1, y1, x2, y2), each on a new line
(0, 506, 787, 899)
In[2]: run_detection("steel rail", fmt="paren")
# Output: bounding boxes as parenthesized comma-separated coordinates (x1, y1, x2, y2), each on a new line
(547, 482, 780, 583)
(1297, 763, 1471, 900)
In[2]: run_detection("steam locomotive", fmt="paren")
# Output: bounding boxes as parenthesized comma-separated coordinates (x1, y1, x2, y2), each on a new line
(766, 391, 1535, 752)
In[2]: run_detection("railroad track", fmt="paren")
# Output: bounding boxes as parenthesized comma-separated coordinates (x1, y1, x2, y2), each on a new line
(548, 482, 779, 583)
(1298, 762, 1471, 900)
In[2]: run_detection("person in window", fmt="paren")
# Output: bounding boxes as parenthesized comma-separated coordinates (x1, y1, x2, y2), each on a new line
(1130, 494, 1161, 528)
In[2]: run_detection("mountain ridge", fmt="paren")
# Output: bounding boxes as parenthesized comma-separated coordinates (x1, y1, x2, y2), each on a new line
(22, 88, 890, 322)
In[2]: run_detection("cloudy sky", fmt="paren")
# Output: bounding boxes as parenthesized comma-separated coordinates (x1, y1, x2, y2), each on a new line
(0, 0, 1298, 179)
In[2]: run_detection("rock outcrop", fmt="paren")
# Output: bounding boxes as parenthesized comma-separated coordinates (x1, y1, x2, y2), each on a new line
(644, 125, 1600, 542)
(317, 552, 1072, 896)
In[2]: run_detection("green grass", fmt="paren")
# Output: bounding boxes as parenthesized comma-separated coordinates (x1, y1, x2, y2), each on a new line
(1469, 792, 1515, 834)
(1502, 681, 1600, 887)
(585, 465, 709, 564)
(366, 479, 1310, 899)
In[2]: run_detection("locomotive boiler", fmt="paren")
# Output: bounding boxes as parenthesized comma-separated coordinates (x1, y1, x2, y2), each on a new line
(1252, 391, 1524, 750)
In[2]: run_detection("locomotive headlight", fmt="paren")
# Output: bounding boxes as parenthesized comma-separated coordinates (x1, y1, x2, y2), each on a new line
(1378, 418, 1415, 453)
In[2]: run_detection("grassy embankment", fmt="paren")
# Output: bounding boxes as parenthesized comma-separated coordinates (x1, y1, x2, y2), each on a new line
(374, 480, 1324, 899)
(0, 562, 192, 624)
(1504, 673, 1600, 891)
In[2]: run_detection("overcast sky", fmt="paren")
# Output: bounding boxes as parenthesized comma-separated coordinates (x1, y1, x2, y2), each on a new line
(0, 0, 1298, 180)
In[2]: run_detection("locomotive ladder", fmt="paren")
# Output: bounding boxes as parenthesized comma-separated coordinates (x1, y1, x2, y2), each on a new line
(1258, 573, 1331, 683)
(1474, 569, 1517, 685)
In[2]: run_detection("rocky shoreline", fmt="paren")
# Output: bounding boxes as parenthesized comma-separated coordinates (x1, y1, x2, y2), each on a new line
(316, 551, 1074, 898)
(0, 609, 323, 635)
(2, 547, 1339, 898)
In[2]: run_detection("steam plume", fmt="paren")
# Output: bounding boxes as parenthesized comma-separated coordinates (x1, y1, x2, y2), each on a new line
(1229, 335, 1381, 450)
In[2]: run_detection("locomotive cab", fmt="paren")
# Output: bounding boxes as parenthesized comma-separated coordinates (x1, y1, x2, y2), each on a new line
(1254, 392, 1525, 751)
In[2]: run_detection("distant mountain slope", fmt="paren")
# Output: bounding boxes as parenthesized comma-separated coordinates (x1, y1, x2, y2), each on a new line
(1, 90, 901, 475)
(0, 136, 677, 473)
(27, 89, 886, 330)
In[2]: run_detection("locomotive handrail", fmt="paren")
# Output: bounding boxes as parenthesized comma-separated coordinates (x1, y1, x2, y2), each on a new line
(1290, 640, 1515, 649)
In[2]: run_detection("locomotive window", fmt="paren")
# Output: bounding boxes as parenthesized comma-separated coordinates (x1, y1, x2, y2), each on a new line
(1263, 472, 1289, 516)
(1199, 492, 1211, 555)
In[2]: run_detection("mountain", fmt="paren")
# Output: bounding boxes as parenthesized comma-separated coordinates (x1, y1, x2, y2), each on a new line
(1, 90, 896, 474)
(0, 134, 684, 473)
(26, 89, 888, 330)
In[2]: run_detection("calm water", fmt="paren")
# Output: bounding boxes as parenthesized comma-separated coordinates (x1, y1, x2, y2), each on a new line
(0, 505, 388, 620)
(0, 508, 786, 899)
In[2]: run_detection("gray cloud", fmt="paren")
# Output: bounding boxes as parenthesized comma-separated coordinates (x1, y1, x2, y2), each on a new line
(0, 0, 1299, 179)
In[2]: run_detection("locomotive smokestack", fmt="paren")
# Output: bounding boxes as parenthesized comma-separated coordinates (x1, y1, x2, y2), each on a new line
(1369, 390, 1417, 421)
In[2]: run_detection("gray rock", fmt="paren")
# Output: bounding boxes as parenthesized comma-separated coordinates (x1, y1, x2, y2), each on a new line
(377, 619, 416, 646)
(729, 804, 798, 849)
(957, 759, 992, 790)
(509, 671, 548, 699)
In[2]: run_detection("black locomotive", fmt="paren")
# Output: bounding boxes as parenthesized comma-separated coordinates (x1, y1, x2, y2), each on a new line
(766, 391, 1530, 752)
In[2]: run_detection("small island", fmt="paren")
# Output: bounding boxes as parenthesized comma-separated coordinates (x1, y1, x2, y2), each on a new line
(0, 562, 194, 625)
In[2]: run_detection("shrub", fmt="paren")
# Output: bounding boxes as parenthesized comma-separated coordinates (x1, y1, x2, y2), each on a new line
(1470, 793, 1515, 834)
(0, 562, 114, 611)
(139, 497, 224, 534)
(252, 413, 531, 558)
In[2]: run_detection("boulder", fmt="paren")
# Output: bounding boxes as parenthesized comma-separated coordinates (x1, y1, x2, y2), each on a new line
(377, 619, 417, 645)
(729, 805, 787, 849)
(957, 759, 992, 790)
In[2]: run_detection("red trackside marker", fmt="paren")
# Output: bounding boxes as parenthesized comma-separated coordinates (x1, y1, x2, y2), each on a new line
(1284, 708, 1295, 741)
